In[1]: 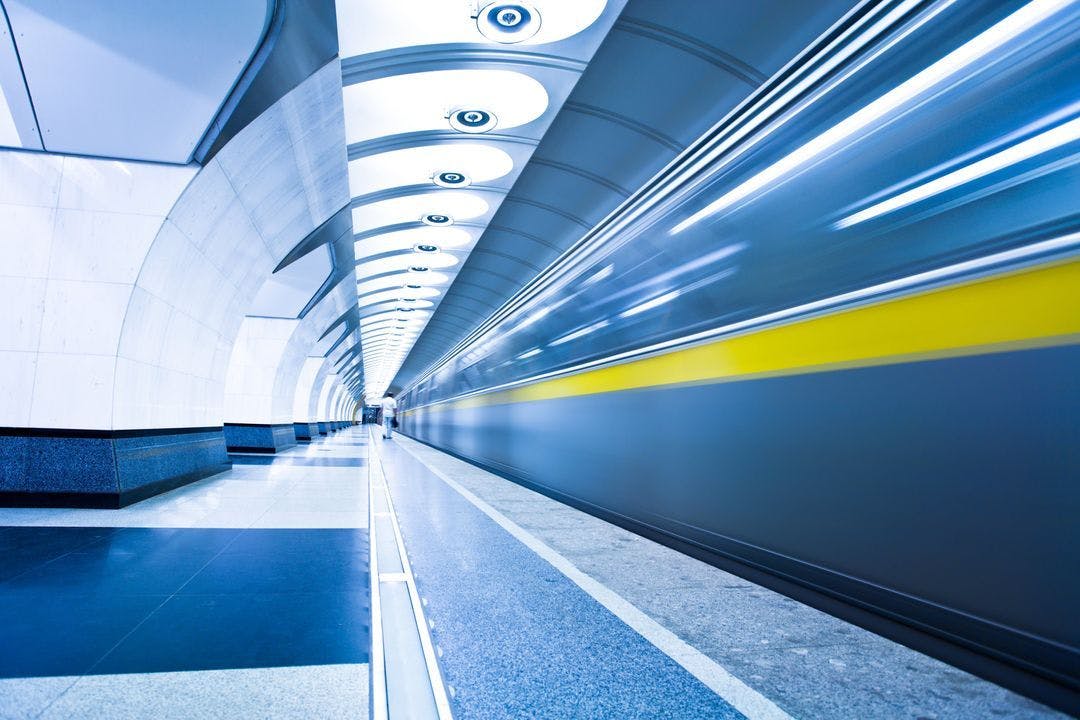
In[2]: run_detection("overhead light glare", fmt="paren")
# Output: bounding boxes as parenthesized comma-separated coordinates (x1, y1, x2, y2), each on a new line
(620, 290, 681, 318)
(551, 320, 609, 346)
(670, 0, 1074, 235)
(836, 113, 1080, 228)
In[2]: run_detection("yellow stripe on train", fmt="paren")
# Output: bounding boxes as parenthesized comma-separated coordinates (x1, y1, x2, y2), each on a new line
(433, 257, 1080, 410)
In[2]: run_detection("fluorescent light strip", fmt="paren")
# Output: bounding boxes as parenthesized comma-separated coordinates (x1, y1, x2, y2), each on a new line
(551, 320, 609, 346)
(410, 233, 1080, 411)
(670, 0, 1072, 234)
(837, 114, 1080, 227)
(619, 290, 681, 318)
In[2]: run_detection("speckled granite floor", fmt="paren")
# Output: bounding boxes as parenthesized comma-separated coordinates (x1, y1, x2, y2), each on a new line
(382, 434, 1068, 720)
(0, 428, 372, 720)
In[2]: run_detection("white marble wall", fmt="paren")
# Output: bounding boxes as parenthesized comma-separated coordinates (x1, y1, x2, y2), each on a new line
(223, 277, 356, 426)
(0, 59, 350, 430)
(0, 150, 195, 428)
(292, 356, 326, 423)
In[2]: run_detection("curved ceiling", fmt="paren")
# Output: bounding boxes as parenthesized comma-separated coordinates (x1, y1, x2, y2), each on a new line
(389, 0, 863, 395)
(335, 0, 625, 402)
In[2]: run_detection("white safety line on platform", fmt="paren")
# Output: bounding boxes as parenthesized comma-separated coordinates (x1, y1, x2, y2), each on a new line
(395, 439, 794, 720)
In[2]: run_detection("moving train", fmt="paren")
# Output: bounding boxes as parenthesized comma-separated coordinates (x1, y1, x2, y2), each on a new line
(393, 0, 1080, 702)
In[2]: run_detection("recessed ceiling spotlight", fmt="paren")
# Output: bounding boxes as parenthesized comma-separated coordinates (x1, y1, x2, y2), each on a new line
(409, 266, 429, 272)
(421, 213, 454, 226)
(414, 244, 439, 254)
(433, 171, 471, 188)
(400, 297, 418, 303)
(448, 108, 498, 134)
(475, 2, 541, 44)
(404, 283, 423, 290)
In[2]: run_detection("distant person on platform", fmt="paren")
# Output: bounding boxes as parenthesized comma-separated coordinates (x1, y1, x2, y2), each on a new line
(380, 393, 397, 439)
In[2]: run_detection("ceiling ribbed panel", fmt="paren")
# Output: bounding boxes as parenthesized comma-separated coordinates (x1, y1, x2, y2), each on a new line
(333, 0, 625, 402)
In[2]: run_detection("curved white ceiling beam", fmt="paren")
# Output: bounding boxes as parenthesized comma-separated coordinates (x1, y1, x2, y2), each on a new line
(356, 252, 460, 280)
(356, 226, 477, 259)
(357, 269, 452, 297)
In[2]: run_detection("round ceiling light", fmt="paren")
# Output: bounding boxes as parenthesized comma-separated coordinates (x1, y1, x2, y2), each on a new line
(448, 108, 498, 134)
(433, 171, 471, 188)
(414, 244, 439, 254)
(421, 213, 453, 226)
(409, 265, 429, 272)
(476, 2, 542, 43)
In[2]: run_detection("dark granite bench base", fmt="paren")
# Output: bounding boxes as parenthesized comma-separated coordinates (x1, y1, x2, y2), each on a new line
(0, 427, 231, 508)
(293, 422, 320, 441)
(317, 422, 329, 435)
(223, 423, 297, 453)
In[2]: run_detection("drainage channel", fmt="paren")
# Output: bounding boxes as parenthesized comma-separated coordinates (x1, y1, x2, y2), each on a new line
(368, 428, 453, 720)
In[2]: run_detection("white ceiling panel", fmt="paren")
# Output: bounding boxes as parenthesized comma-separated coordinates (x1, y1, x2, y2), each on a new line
(337, 0, 608, 56)
(351, 191, 490, 233)
(348, 143, 514, 196)
(343, 69, 548, 145)
(4, 0, 268, 162)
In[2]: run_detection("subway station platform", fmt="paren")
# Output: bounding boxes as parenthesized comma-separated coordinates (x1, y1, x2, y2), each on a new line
(1, 426, 1064, 719)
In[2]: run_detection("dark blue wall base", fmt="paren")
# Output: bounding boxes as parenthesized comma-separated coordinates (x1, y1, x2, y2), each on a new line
(223, 424, 297, 453)
(0, 427, 230, 508)
(317, 422, 328, 435)
(293, 422, 319, 441)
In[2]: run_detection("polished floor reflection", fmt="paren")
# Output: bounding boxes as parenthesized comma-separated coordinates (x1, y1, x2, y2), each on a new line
(0, 430, 371, 720)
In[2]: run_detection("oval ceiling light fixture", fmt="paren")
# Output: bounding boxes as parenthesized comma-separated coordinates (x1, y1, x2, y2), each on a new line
(343, 70, 547, 143)
(421, 213, 453, 226)
(407, 268, 449, 284)
(357, 227, 472, 259)
(476, 2, 542, 43)
(348, 145, 512, 197)
(340, 0, 606, 55)
(352, 193, 488, 234)
(414, 244, 440, 254)
(400, 284, 441, 299)
(433, 171, 471, 188)
(448, 108, 498, 134)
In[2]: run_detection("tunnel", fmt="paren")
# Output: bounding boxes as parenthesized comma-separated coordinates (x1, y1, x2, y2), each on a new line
(0, 0, 1077, 718)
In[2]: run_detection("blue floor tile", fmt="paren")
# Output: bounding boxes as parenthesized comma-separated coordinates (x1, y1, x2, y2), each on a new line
(3, 550, 209, 597)
(0, 591, 164, 678)
(0, 527, 370, 678)
(222, 528, 368, 557)
(92, 591, 371, 674)
(181, 551, 368, 595)
(0, 526, 117, 581)
(83, 527, 243, 558)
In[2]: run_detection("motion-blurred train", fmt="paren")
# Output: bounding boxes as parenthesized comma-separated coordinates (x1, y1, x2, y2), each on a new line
(394, 0, 1079, 699)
